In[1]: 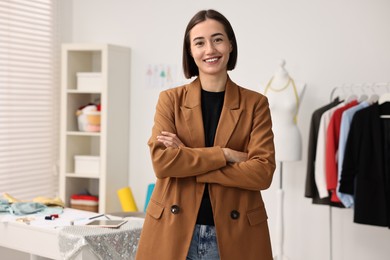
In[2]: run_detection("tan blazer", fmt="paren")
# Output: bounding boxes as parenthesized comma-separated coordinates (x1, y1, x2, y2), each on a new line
(136, 77, 275, 260)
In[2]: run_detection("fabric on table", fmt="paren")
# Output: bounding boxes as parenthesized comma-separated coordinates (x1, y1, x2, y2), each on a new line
(10, 202, 47, 215)
(0, 199, 10, 212)
(7, 202, 63, 216)
(59, 218, 144, 260)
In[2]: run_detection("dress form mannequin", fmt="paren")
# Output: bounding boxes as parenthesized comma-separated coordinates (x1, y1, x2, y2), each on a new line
(264, 59, 306, 162)
(264, 60, 306, 260)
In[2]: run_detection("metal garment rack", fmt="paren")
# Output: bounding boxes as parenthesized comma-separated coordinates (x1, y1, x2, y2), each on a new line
(327, 82, 389, 260)
(330, 82, 389, 103)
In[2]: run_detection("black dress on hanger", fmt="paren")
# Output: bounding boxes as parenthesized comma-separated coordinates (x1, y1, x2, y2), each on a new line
(340, 102, 390, 227)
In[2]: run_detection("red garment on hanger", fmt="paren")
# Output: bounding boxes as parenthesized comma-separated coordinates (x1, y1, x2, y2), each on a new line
(325, 100, 358, 203)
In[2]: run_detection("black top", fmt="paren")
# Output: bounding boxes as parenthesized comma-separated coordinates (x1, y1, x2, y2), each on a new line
(196, 89, 225, 225)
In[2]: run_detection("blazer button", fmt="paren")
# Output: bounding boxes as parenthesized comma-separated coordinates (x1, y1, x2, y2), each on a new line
(230, 210, 240, 220)
(170, 205, 180, 214)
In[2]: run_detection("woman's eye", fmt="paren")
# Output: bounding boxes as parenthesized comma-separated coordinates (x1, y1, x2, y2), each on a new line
(194, 41, 204, 47)
(214, 38, 223, 43)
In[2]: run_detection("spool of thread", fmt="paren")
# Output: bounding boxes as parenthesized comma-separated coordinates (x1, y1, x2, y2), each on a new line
(144, 183, 155, 212)
(117, 186, 138, 212)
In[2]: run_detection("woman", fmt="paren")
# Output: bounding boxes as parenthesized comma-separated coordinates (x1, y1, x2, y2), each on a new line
(136, 9, 275, 260)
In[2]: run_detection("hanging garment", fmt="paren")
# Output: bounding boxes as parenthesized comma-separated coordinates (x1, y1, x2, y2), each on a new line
(325, 100, 358, 203)
(336, 101, 369, 208)
(382, 117, 390, 228)
(340, 102, 390, 227)
(305, 98, 344, 206)
(315, 102, 345, 199)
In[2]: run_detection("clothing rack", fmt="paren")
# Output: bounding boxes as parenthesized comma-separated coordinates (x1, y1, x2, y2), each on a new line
(330, 82, 389, 103)
(327, 82, 389, 260)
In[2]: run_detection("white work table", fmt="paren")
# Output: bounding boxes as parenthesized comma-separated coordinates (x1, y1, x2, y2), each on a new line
(0, 208, 144, 260)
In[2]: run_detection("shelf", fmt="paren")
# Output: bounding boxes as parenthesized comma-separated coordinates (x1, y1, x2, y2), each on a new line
(60, 43, 130, 213)
(67, 89, 102, 94)
(67, 131, 101, 137)
(65, 173, 100, 179)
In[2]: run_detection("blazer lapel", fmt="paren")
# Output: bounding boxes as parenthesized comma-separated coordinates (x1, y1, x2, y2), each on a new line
(214, 78, 242, 147)
(181, 79, 205, 148)
(181, 77, 242, 148)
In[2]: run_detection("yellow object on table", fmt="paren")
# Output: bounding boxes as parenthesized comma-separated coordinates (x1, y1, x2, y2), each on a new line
(117, 187, 138, 212)
(3, 193, 65, 207)
(3, 193, 21, 203)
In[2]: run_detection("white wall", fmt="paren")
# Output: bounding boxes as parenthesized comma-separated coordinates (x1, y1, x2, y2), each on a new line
(62, 1, 390, 259)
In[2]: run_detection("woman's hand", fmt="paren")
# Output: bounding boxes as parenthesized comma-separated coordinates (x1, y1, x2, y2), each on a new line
(222, 148, 248, 163)
(156, 131, 185, 148)
(156, 131, 247, 163)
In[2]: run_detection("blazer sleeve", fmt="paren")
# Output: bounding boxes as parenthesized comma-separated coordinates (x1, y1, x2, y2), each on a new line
(148, 90, 227, 179)
(196, 95, 276, 191)
(339, 112, 361, 195)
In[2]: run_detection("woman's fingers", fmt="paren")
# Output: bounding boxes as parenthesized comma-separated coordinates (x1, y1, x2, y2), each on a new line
(222, 148, 248, 163)
(157, 131, 184, 148)
(160, 131, 176, 137)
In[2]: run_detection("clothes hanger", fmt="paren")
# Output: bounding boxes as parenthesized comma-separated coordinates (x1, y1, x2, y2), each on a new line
(378, 85, 390, 118)
(345, 85, 358, 103)
(368, 82, 388, 104)
(334, 84, 348, 102)
(367, 84, 379, 104)
(352, 83, 368, 103)
(330, 85, 341, 102)
(378, 93, 390, 104)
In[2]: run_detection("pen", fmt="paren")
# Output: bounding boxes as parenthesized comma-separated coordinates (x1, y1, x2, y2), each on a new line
(70, 214, 110, 225)
(88, 214, 105, 220)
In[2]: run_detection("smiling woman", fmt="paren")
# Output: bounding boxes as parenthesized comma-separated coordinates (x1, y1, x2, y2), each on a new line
(189, 19, 233, 85)
(136, 9, 276, 260)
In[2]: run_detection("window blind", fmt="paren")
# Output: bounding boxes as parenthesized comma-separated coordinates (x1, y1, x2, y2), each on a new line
(0, 0, 59, 201)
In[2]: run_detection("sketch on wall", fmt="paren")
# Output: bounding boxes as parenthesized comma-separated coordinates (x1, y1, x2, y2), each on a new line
(145, 64, 187, 89)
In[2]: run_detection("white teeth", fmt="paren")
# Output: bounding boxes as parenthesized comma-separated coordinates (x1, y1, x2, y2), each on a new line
(205, 58, 218, 63)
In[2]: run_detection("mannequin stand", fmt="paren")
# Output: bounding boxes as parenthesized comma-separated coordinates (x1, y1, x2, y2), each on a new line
(274, 162, 290, 260)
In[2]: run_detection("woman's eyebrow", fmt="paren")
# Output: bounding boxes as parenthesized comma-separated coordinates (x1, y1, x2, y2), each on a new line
(192, 33, 225, 42)
(211, 33, 224, 37)
(192, 36, 204, 42)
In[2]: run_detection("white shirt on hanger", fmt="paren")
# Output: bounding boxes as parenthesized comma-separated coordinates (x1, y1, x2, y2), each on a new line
(314, 103, 344, 198)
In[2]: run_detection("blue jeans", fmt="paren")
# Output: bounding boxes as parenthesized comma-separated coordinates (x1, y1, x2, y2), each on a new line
(186, 224, 220, 260)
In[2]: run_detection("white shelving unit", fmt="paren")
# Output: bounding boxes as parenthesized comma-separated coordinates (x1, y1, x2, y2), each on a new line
(59, 43, 130, 213)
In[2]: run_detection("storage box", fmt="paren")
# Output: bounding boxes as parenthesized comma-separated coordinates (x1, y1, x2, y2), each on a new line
(77, 72, 102, 91)
(74, 155, 100, 175)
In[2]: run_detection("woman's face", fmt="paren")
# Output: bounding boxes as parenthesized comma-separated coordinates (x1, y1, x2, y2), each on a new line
(189, 19, 232, 78)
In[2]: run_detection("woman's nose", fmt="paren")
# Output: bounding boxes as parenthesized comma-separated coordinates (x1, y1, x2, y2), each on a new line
(205, 41, 216, 53)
